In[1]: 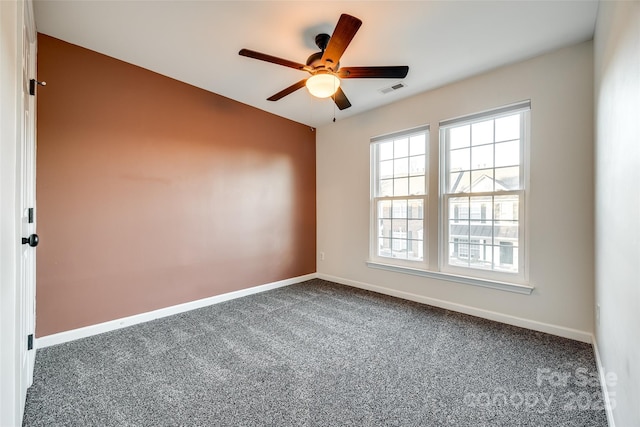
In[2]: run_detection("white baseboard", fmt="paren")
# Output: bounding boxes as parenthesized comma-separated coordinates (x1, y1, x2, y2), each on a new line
(592, 335, 616, 427)
(37, 271, 593, 349)
(36, 273, 317, 349)
(317, 273, 592, 343)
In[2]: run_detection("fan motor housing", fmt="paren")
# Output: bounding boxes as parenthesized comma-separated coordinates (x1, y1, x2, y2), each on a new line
(306, 33, 339, 72)
(306, 51, 339, 72)
(315, 33, 330, 50)
(306, 52, 323, 68)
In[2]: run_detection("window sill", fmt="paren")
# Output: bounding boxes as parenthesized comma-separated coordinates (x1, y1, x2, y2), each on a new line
(365, 261, 534, 295)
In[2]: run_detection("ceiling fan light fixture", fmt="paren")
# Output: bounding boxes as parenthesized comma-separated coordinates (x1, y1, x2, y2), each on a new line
(306, 73, 340, 98)
(240, 14, 407, 110)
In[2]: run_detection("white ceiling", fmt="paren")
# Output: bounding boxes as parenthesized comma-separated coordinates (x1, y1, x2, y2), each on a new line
(33, 1, 599, 127)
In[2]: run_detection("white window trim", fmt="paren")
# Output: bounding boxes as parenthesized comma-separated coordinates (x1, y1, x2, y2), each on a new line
(366, 101, 533, 295)
(369, 125, 430, 270)
(439, 101, 530, 285)
(365, 260, 534, 295)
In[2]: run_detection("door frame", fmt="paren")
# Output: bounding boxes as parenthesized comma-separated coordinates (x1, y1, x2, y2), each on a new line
(0, 0, 37, 425)
(21, 0, 37, 390)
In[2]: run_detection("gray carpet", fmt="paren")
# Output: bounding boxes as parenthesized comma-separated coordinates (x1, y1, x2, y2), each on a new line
(23, 279, 607, 426)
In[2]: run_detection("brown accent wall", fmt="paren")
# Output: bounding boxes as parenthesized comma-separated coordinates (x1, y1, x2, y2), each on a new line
(36, 34, 316, 336)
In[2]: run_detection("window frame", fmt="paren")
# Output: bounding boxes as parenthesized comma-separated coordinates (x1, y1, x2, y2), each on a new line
(369, 125, 430, 270)
(366, 102, 532, 294)
(439, 101, 530, 284)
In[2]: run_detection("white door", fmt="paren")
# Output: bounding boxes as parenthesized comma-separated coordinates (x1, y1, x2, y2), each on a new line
(19, 0, 37, 398)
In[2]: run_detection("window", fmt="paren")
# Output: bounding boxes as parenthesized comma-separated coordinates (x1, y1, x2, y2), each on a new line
(440, 101, 529, 280)
(367, 102, 531, 293)
(370, 126, 429, 267)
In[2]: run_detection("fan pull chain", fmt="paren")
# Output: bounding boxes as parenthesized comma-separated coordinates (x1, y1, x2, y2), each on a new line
(333, 78, 337, 123)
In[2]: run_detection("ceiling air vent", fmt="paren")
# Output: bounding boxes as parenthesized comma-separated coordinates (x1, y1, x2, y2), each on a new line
(379, 82, 407, 94)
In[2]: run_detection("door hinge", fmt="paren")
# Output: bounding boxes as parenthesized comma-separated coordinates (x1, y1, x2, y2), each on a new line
(28, 207, 34, 224)
(27, 334, 34, 350)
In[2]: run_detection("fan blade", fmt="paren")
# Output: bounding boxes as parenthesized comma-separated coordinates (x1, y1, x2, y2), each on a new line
(332, 87, 352, 110)
(337, 66, 409, 79)
(239, 49, 309, 71)
(267, 79, 308, 101)
(321, 14, 362, 68)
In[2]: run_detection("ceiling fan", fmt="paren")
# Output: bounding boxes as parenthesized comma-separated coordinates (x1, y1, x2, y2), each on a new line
(239, 14, 409, 110)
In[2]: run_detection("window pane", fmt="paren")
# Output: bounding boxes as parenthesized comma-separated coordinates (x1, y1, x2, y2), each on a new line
(378, 200, 391, 219)
(391, 219, 407, 246)
(469, 249, 490, 269)
(393, 178, 409, 196)
(449, 220, 467, 243)
(494, 195, 518, 221)
(469, 220, 491, 242)
(449, 171, 471, 193)
(449, 197, 469, 220)
(408, 219, 423, 238)
(410, 134, 426, 155)
(378, 219, 391, 238)
(495, 114, 520, 142)
(472, 120, 493, 146)
(379, 160, 393, 179)
(471, 168, 494, 193)
(394, 138, 409, 158)
(409, 155, 425, 176)
(449, 125, 470, 150)
(450, 242, 469, 266)
(379, 141, 393, 160)
(379, 179, 393, 197)
(496, 242, 517, 272)
(495, 140, 519, 167)
(450, 148, 470, 172)
(471, 144, 493, 170)
(470, 196, 492, 222)
(478, 241, 493, 268)
(449, 220, 461, 238)
(394, 157, 409, 178)
(407, 240, 423, 261)
(408, 199, 423, 219)
(392, 199, 407, 218)
(468, 241, 481, 260)
(494, 166, 520, 190)
(391, 240, 407, 259)
(378, 238, 392, 257)
(409, 176, 425, 195)
(495, 221, 518, 240)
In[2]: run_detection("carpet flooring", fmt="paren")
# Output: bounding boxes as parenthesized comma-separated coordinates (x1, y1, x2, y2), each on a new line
(23, 279, 607, 426)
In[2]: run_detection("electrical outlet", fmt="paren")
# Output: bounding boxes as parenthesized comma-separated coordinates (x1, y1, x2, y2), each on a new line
(320, 252, 325, 261)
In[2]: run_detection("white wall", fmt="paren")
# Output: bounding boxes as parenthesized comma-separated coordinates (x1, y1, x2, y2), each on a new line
(594, 2, 640, 426)
(317, 41, 594, 340)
